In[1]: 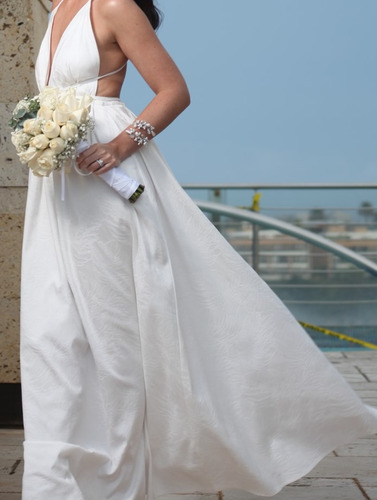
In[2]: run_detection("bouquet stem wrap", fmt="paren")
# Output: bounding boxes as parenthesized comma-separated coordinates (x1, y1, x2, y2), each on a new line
(75, 141, 143, 201)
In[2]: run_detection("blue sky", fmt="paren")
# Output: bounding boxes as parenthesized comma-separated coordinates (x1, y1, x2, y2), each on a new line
(121, 0, 377, 187)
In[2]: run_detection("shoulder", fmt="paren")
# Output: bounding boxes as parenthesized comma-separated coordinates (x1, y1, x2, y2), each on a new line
(93, 0, 156, 40)
(95, 0, 149, 24)
(95, 0, 141, 13)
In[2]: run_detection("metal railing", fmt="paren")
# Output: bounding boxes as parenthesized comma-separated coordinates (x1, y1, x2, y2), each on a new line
(195, 200, 377, 277)
(182, 183, 377, 190)
(183, 183, 377, 349)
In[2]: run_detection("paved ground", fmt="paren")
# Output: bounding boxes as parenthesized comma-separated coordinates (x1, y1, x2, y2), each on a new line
(1, 351, 376, 500)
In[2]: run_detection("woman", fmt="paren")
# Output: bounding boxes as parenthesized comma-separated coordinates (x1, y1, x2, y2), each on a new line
(21, 0, 377, 498)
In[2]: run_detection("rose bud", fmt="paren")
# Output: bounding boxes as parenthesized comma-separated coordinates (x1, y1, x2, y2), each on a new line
(11, 130, 30, 150)
(42, 120, 61, 139)
(60, 122, 78, 140)
(30, 134, 50, 150)
(37, 105, 53, 121)
(23, 118, 42, 136)
(34, 149, 57, 176)
(69, 108, 88, 125)
(53, 104, 71, 125)
(49, 137, 66, 154)
(19, 146, 41, 164)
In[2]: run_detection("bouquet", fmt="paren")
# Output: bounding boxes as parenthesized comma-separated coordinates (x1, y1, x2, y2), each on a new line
(9, 87, 144, 202)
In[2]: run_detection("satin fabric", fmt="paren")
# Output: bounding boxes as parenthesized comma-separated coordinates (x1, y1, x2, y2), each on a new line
(21, 0, 377, 498)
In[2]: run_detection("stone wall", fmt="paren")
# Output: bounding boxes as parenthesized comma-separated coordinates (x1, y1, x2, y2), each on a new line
(0, 0, 49, 383)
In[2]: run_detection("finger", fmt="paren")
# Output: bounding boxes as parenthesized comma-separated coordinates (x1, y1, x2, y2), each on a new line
(93, 161, 116, 175)
(77, 144, 105, 168)
(89, 153, 115, 173)
(80, 150, 104, 171)
(76, 144, 98, 165)
(88, 158, 105, 173)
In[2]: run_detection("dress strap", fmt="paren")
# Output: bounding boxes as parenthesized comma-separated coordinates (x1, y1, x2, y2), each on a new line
(52, 0, 65, 13)
(97, 63, 127, 81)
(73, 63, 127, 88)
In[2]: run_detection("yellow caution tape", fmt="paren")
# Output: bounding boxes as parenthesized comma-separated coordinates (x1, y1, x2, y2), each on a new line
(299, 321, 377, 350)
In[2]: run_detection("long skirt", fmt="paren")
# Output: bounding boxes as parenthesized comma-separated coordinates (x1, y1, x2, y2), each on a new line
(20, 96, 377, 499)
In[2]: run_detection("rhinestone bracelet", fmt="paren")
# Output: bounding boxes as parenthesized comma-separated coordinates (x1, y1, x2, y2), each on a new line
(126, 119, 156, 146)
(134, 119, 156, 137)
(126, 128, 149, 146)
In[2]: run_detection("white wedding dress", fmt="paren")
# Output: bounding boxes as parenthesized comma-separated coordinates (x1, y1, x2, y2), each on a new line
(20, 0, 377, 499)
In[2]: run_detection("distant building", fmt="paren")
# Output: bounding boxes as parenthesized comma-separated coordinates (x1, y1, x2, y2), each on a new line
(217, 219, 377, 282)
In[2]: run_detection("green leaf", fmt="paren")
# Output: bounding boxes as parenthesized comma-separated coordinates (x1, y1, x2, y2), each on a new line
(14, 109, 27, 119)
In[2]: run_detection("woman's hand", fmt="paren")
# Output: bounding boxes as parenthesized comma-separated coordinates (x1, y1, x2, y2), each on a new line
(76, 142, 122, 175)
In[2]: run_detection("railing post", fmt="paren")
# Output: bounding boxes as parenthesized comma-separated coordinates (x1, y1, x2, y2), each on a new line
(209, 188, 223, 229)
(251, 192, 262, 273)
(252, 224, 260, 273)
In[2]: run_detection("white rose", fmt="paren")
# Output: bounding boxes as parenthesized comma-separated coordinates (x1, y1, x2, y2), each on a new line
(18, 146, 41, 164)
(42, 120, 61, 139)
(39, 87, 59, 109)
(60, 89, 78, 110)
(30, 149, 57, 176)
(78, 94, 93, 110)
(60, 122, 78, 140)
(37, 105, 53, 121)
(53, 104, 71, 125)
(30, 134, 50, 151)
(11, 130, 31, 151)
(23, 118, 42, 136)
(69, 108, 88, 125)
(49, 137, 66, 154)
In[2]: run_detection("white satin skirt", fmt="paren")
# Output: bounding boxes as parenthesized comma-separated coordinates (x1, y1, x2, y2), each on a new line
(20, 97, 377, 500)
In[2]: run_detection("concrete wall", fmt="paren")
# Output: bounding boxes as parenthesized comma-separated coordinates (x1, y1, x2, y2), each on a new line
(0, 0, 49, 383)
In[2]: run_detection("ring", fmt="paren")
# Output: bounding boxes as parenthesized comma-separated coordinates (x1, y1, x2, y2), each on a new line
(96, 159, 104, 167)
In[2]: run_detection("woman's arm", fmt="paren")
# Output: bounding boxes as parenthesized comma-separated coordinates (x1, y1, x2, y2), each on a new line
(78, 0, 190, 174)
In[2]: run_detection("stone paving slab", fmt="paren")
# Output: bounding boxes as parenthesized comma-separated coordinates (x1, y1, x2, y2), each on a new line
(0, 448, 23, 461)
(0, 351, 376, 499)
(222, 479, 367, 499)
(359, 477, 377, 487)
(0, 430, 23, 446)
(309, 455, 377, 478)
(343, 352, 377, 359)
(349, 383, 377, 392)
(324, 351, 346, 359)
(165, 495, 218, 500)
(0, 458, 22, 476)
(334, 439, 377, 457)
(365, 489, 377, 500)
(343, 373, 368, 383)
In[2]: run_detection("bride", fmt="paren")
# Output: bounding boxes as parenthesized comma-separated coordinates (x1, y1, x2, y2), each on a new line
(20, 0, 377, 498)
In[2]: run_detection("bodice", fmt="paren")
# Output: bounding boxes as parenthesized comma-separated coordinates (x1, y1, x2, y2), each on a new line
(35, 0, 123, 96)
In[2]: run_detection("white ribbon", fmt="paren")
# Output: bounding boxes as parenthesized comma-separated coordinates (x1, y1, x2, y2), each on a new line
(100, 169, 140, 199)
(61, 164, 65, 201)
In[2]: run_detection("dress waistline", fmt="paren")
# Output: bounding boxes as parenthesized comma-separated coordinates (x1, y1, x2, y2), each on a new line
(92, 95, 122, 102)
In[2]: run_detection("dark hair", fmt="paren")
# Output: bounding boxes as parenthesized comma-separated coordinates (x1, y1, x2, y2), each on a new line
(134, 0, 162, 30)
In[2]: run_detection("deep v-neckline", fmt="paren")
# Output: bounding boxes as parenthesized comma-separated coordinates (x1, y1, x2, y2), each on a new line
(46, 0, 91, 85)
